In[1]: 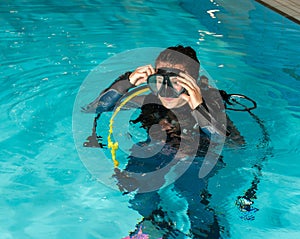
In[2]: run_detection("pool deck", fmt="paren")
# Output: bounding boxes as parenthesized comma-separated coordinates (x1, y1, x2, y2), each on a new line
(256, 0, 300, 24)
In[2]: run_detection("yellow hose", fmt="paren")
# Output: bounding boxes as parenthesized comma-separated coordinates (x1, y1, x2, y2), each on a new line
(107, 87, 149, 167)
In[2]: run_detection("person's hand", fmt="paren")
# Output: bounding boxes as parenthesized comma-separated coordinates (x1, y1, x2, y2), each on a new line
(177, 72, 203, 110)
(129, 65, 155, 86)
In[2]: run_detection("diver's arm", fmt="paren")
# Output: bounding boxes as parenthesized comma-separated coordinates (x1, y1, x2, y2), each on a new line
(82, 65, 155, 114)
(191, 103, 227, 137)
(82, 72, 134, 114)
(178, 72, 224, 136)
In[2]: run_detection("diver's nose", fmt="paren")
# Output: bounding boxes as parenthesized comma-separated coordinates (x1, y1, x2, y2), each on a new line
(160, 84, 174, 98)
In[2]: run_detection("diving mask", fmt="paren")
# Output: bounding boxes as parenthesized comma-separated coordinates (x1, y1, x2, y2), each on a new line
(147, 68, 187, 98)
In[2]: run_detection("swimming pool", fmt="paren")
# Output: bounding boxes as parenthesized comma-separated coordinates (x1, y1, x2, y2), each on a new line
(1, 0, 299, 238)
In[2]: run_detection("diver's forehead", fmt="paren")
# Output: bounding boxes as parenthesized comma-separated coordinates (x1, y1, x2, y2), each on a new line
(156, 63, 185, 72)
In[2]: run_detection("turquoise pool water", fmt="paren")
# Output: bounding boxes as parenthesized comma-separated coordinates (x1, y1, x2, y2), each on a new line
(1, 0, 299, 238)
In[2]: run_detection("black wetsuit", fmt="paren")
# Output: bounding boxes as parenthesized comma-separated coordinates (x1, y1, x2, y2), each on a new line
(83, 72, 242, 238)
(121, 93, 224, 239)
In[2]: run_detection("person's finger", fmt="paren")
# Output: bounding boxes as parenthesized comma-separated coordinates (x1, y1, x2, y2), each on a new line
(179, 93, 190, 102)
(178, 77, 203, 109)
(178, 72, 199, 90)
(135, 77, 147, 85)
(177, 80, 199, 96)
(137, 65, 154, 73)
(145, 67, 154, 78)
(135, 72, 148, 85)
(130, 65, 154, 85)
(147, 65, 155, 75)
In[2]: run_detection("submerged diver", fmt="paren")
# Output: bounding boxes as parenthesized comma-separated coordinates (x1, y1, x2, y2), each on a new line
(83, 45, 244, 238)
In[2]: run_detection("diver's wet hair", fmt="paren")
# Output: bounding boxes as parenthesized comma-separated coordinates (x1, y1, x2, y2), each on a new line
(155, 45, 200, 79)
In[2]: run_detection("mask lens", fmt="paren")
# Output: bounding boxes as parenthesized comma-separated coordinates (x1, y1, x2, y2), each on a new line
(147, 74, 164, 95)
(147, 69, 186, 98)
(169, 76, 184, 95)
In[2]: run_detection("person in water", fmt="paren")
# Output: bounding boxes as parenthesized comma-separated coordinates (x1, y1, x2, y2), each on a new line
(83, 45, 244, 238)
